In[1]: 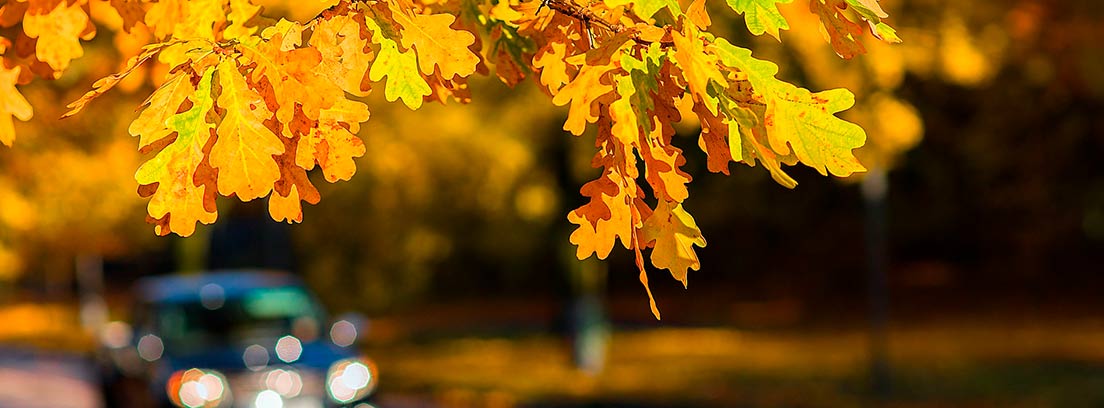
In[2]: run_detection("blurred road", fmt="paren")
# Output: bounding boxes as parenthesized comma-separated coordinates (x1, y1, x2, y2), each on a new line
(0, 348, 102, 408)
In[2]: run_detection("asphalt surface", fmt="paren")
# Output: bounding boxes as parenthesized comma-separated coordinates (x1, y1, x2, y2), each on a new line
(0, 347, 447, 408)
(0, 348, 103, 408)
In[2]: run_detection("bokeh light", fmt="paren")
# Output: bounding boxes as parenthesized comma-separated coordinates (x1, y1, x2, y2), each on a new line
(199, 283, 226, 310)
(166, 369, 229, 408)
(243, 344, 270, 371)
(264, 369, 304, 398)
(274, 335, 302, 363)
(329, 320, 357, 348)
(136, 334, 163, 362)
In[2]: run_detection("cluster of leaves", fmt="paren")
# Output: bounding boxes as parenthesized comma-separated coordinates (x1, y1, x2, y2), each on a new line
(0, 0, 899, 317)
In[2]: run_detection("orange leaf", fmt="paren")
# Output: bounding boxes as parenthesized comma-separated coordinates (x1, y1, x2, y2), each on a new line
(810, 0, 868, 59)
(551, 61, 615, 135)
(296, 98, 369, 182)
(533, 40, 572, 94)
(108, 0, 146, 33)
(268, 184, 303, 223)
(639, 127, 692, 203)
(567, 169, 633, 260)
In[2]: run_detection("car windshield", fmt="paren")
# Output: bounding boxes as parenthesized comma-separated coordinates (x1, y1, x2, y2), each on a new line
(155, 286, 324, 351)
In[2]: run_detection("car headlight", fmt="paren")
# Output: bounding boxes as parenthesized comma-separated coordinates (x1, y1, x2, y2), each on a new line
(326, 358, 379, 403)
(166, 368, 232, 408)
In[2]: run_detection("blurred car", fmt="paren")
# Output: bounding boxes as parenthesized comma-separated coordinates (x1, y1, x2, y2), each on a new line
(97, 270, 377, 408)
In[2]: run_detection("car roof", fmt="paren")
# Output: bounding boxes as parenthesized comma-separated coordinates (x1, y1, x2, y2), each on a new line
(134, 269, 305, 304)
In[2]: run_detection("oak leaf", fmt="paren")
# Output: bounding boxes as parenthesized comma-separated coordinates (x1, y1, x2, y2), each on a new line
(727, 0, 793, 41)
(108, 0, 145, 33)
(640, 127, 691, 203)
(22, 0, 93, 72)
(533, 40, 572, 93)
(686, 0, 711, 29)
(628, 0, 681, 20)
(393, 11, 479, 79)
(0, 65, 33, 146)
(670, 24, 725, 115)
(210, 60, 284, 201)
(809, 0, 867, 59)
(711, 39, 865, 177)
(269, 184, 304, 223)
(550, 34, 634, 135)
(552, 61, 616, 135)
(144, 0, 185, 39)
(568, 168, 634, 260)
(311, 14, 374, 97)
(365, 6, 431, 109)
(225, 0, 263, 40)
(297, 98, 369, 183)
(133, 68, 217, 237)
(639, 199, 706, 287)
(237, 34, 335, 127)
(129, 73, 194, 149)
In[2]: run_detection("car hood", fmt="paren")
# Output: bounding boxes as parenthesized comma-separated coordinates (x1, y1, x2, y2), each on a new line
(162, 339, 357, 374)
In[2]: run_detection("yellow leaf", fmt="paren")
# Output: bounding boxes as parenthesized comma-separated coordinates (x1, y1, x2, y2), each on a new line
(671, 23, 725, 115)
(108, 0, 145, 33)
(128, 74, 193, 149)
(687, 0, 711, 29)
(22, 0, 92, 72)
(177, 0, 225, 40)
(393, 11, 479, 79)
(311, 14, 374, 97)
(134, 67, 218, 237)
(639, 199, 706, 286)
(210, 60, 284, 201)
(145, 0, 185, 38)
(225, 0, 263, 40)
(0, 65, 33, 146)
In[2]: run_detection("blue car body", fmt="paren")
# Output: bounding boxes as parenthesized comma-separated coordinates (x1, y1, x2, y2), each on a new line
(102, 270, 374, 408)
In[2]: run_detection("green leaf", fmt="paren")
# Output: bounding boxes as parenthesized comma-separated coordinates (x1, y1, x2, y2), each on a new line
(724, 0, 793, 41)
(873, 21, 902, 43)
(368, 39, 432, 109)
(364, 10, 431, 109)
(631, 0, 681, 19)
(768, 87, 865, 177)
(609, 43, 663, 142)
(135, 68, 215, 185)
(710, 38, 865, 178)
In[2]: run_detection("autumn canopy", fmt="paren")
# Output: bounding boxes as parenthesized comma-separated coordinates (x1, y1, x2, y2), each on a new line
(0, 0, 899, 317)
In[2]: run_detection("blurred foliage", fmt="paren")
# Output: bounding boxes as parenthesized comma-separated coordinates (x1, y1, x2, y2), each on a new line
(363, 319, 1104, 407)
